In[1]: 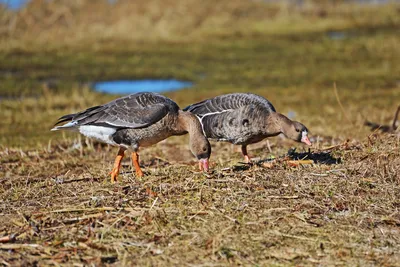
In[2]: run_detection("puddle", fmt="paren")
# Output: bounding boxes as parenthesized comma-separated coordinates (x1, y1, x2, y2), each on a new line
(93, 79, 193, 94)
(327, 31, 348, 40)
(0, 0, 28, 9)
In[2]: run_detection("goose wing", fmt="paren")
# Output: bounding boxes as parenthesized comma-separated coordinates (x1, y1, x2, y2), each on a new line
(183, 93, 276, 117)
(54, 92, 179, 129)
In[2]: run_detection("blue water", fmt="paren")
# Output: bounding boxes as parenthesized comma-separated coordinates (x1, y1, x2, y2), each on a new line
(94, 79, 193, 94)
(0, 0, 132, 9)
(327, 31, 348, 40)
(0, 0, 28, 9)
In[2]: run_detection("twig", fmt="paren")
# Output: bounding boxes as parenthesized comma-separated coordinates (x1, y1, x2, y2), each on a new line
(292, 213, 307, 223)
(333, 82, 353, 126)
(266, 195, 299, 199)
(63, 213, 104, 224)
(287, 160, 313, 167)
(60, 177, 97, 184)
(119, 241, 152, 248)
(211, 207, 239, 224)
(149, 197, 159, 211)
(320, 141, 348, 151)
(266, 140, 272, 153)
(34, 207, 116, 215)
(1, 260, 10, 267)
(0, 234, 16, 243)
(392, 105, 400, 131)
(310, 173, 329, 177)
(0, 243, 42, 250)
(264, 208, 290, 213)
(209, 179, 238, 183)
(188, 211, 209, 221)
(33, 206, 151, 216)
(220, 214, 238, 223)
(327, 169, 347, 173)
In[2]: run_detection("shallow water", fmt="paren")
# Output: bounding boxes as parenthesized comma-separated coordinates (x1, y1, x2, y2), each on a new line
(327, 31, 348, 40)
(93, 79, 193, 94)
(0, 0, 27, 9)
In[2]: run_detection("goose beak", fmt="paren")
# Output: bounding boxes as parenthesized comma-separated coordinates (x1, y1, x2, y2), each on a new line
(199, 158, 209, 172)
(301, 135, 312, 145)
(300, 130, 312, 145)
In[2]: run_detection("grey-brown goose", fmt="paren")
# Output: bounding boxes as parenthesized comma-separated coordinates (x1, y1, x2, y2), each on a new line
(52, 92, 211, 182)
(184, 93, 311, 163)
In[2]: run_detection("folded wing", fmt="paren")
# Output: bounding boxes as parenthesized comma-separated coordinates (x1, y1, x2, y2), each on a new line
(183, 93, 276, 117)
(53, 92, 179, 130)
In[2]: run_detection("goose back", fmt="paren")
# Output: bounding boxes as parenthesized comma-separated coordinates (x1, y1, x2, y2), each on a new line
(202, 104, 278, 145)
(184, 93, 277, 145)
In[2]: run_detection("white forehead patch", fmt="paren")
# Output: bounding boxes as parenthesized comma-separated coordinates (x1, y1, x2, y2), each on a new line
(302, 130, 308, 138)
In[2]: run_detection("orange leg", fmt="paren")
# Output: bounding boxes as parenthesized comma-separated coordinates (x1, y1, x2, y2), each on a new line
(241, 145, 251, 164)
(110, 147, 125, 183)
(131, 152, 144, 177)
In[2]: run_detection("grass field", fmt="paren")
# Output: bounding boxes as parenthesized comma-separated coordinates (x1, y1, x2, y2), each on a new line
(1, 0, 400, 266)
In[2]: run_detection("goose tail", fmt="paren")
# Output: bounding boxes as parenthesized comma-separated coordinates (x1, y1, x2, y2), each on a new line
(51, 113, 78, 131)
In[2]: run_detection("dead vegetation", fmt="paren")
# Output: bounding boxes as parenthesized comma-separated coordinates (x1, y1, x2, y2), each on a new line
(1, 132, 399, 265)
(1, 0, 400, 265)
(1, 0, 400, 46)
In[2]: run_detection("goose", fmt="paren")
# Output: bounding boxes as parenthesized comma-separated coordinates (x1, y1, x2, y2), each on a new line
(184, 93, 311, 163)
(52, 92, 211, 182)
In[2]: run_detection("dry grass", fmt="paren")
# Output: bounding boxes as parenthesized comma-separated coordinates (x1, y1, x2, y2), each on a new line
(1, 0, 400, 47)
(2, 83, 400, 147)
(1, 132, 399, 265)
(1, 0, 400, 265)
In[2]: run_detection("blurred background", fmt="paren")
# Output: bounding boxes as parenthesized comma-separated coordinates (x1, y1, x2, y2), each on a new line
(0, 0, 399, 147)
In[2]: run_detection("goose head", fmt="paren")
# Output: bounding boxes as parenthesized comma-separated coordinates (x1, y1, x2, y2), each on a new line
(190, 136, 211, 172)
(178, 110, 212, 172)
(283, 121, 312, 145)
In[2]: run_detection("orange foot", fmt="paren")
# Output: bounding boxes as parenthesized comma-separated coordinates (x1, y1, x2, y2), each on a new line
(110, 147, 126, 183)
(131, 152, 144, 178)
(110, 168, 119, 183)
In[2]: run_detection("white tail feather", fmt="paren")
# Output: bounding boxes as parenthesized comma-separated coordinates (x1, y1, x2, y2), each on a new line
(50, 121, 78, 131)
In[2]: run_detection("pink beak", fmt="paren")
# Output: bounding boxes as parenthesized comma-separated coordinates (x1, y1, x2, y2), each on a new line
(199, 158, 209, 172)
(301, 135, 312, 146)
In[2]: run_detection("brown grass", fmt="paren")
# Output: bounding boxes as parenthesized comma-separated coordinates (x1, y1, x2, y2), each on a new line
(1, 0, 400, 47)
(1, 128, 400, 265)
(1, 0, 400, 265)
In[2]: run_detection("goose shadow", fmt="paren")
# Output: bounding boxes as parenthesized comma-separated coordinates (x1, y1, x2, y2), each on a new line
(252, 148, 341, 167)
(285, 148, 341, 165)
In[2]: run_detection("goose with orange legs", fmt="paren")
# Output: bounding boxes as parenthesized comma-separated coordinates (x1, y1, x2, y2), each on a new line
(52, 92, 211, 182)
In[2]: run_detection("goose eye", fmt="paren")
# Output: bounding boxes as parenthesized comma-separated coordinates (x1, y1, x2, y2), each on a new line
(296, 128, 300, 133)
(202, 147, 207, 152)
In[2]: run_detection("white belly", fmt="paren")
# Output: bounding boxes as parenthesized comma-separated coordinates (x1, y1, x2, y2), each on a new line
(79, 125, 117, 145)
